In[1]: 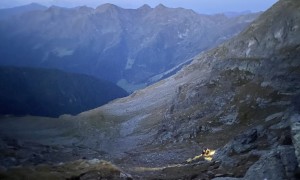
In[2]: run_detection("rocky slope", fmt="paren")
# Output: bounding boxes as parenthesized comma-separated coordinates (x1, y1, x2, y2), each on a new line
(0, 0, 300, 179)
(0, 66, 127, 117)
(0, 4, 259, 92)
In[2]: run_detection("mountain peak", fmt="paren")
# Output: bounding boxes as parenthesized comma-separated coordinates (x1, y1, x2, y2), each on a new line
(138, 4, 152, 13)
(74, 5, 93, 12)
(48, 5, 62, 10)
(27, 2, 44, 7)
(0, 0, 300, 179)
(3, 2, 46, 11)
(46, 5, 66, 13)
(139, 4, 151, 10)
(155, 4, 167, 9)
(96, 3, 120, 12)
(0, 2, 47, 20)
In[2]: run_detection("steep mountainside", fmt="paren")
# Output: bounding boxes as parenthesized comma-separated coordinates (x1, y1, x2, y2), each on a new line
(0, 66, 127, 117)
(0, 4, 259, 92)
(0, 0, 300, 179)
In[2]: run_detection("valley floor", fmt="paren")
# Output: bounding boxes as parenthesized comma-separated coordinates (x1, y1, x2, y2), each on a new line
(0, 112, 299, 179)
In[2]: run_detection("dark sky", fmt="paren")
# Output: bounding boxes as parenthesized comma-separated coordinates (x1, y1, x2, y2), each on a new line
(0, 0, 278, 14)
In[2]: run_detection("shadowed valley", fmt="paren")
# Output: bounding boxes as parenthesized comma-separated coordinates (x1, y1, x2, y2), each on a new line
(1, 0, 300, 179)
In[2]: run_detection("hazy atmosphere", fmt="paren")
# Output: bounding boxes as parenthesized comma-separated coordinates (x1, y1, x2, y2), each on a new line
(1, 0, 300, 179)
(0, 0, 277, 13)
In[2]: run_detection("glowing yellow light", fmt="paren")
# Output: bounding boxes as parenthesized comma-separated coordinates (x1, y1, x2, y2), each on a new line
(204, 156, 212, 161)
(207, 149, 216, 156)
(186, 149, 216, 162)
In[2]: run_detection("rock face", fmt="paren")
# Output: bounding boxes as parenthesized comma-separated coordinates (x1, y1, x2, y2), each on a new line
(0, 0, 300, 179)
(291, 114, 300, 168)
(152, 0, 300, 144)
(0, 66, 128, 117)
(0, 4, 259, 92)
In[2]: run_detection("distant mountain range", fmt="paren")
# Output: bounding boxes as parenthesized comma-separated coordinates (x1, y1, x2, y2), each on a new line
(223, 10, 252, 18)
(0, 66, 127, 117)
(0, 0, 300, 179)
(0, 3, 46, 20)
(0, 3, 260, 92)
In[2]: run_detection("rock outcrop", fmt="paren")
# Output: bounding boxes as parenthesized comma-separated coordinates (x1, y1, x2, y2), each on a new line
(0, 0, 300, 179)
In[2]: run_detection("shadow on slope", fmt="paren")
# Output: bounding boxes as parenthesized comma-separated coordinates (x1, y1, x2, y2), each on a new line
(0, 66, 128, 117)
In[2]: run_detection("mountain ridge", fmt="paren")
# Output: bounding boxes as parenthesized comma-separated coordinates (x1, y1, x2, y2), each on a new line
(71, 0, 300, 165)
(0, 0, 299, 179)
(0, 3, 46, 20)
(0, 4, 260, 92)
